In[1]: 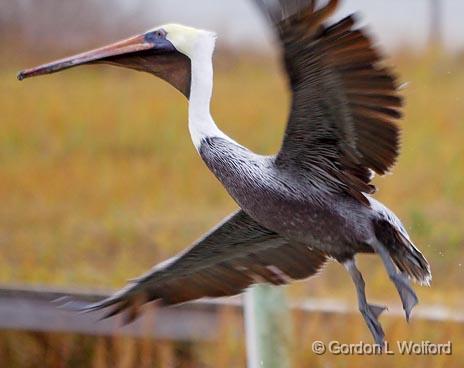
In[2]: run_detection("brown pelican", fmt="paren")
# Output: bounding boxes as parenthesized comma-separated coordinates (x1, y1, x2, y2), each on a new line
(18, 0, 431, 345)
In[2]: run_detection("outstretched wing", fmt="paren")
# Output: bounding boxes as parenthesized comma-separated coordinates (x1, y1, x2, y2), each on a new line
(254, 0, 403, 204)
(71, 210, 327, 322)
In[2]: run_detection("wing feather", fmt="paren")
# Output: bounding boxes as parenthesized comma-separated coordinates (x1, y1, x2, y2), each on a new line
(254, 0, 403, 204)
(69, 210, 327, 321)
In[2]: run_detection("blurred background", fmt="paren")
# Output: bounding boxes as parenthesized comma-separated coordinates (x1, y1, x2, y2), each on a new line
(1, 0, 463, 367)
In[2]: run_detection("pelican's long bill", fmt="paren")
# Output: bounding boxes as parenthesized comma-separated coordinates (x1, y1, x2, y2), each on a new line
(17, 32, 175, 81)
(17, 28, 192, 97)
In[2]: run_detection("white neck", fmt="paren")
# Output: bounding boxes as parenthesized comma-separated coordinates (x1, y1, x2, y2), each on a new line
(187, 34, 228, 149)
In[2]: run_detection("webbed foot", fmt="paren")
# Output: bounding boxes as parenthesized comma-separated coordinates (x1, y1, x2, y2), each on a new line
(360, 303, 387, 346)
(390, 273, 418, 321)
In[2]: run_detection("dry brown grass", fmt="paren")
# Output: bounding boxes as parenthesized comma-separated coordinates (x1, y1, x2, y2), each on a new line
(1, 49, 463, 366)
(1, 310, 462, 367)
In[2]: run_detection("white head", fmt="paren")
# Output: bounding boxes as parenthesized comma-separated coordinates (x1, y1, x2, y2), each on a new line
(158, 24, 217, 58)
(18, 23, 217, 99)
(18, 22, 225, 149)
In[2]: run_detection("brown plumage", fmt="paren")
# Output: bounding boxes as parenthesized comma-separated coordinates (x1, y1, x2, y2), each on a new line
(77, 210, 327, 322)
(265, 0, 402, 205)
(18, 0, 431, 345)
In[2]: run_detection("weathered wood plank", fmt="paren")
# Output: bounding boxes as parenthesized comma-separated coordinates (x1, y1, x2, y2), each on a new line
(0, 286, 462, 341)
(0, 286, 224, 341)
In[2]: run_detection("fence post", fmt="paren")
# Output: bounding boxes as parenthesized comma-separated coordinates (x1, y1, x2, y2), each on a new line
(245, 284, 292, 368)
(429, 0, 443, 47)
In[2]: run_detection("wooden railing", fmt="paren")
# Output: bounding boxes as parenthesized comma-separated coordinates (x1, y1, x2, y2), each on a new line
(1, 285, 463, 367)
(1, 285, 463, 340)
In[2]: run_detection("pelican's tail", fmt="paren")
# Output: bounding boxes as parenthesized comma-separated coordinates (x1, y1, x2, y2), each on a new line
(373, 218, 431, 286)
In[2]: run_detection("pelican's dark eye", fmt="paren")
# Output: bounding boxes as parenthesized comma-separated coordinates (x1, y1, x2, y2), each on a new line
(145, 29, 166, 43)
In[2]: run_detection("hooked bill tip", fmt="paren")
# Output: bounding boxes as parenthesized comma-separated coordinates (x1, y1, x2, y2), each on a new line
(17, 71, 26, 81)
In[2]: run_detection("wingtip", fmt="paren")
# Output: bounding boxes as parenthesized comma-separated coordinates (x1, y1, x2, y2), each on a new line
(17, 71, 25, 81)
(53, 296, 105, 314)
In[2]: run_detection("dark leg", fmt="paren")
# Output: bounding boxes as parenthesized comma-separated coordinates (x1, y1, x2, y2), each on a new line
(368, 238, 418, 321)
(344, 258, 386, 345)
